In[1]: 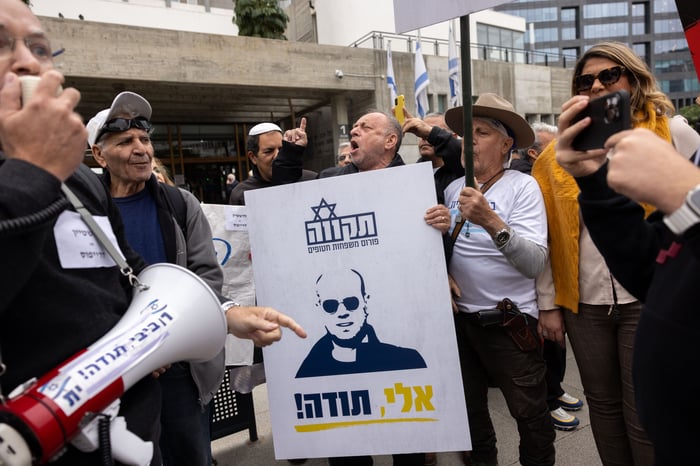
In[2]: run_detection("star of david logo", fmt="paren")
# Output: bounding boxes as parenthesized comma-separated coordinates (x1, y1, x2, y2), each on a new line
(311, 198, 338, 221)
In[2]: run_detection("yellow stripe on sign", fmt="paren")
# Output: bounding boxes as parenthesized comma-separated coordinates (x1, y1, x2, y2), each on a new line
(295, 417, 437, 432)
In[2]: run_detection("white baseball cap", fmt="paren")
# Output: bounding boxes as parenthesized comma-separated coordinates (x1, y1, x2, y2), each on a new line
(86, 92, 152, 147)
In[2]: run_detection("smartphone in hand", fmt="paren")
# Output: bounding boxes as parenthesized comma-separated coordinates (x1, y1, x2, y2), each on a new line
(393, 95, 406, 125)
(571, 90, 631, 151)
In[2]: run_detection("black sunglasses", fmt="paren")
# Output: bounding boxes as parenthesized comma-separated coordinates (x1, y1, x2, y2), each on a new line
(95, 117, 152, 143)
(322, 297, 360, 314)
(574, 66, 626, 93)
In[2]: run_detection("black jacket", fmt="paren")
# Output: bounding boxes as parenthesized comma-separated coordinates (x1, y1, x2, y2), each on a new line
(576, 163, 700, 464)
(0, 158, 160, 465)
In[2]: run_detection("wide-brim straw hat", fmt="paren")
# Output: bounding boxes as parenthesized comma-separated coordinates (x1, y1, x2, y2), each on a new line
(445, 93, 535, 149)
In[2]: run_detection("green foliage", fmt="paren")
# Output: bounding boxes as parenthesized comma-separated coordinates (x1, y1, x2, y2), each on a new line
(233, 0, 289, 40)
(679, 103, 700, 128)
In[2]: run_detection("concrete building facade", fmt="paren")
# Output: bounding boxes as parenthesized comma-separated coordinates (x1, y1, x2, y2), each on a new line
(31, 1, 572, 201)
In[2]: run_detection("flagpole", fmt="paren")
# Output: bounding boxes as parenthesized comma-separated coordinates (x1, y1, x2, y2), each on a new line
(459, 15, 474, 188)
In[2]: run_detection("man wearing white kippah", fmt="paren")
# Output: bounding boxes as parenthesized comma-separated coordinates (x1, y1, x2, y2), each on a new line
(229, 119, 317, 205)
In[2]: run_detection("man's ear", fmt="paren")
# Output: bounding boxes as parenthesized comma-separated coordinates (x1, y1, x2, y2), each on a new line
(385, 133, 398, 152)
(527, 148, 539, 162)
(91, 145, 108, 169)
(247, 150, 258, 167)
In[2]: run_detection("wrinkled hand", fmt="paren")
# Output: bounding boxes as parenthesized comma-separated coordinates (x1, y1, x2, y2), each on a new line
(424, 204, 451, 234)
(0, 71, 86, 181)
(555, 95, 609, 178)
(537, 308, 565, 347)
(284, 117, 308, 147)
(605, 128, 700, 213)
(401, 108, 432, 139)
(227, 305, 307, 347)
(448, 273, 461, 314)
(458, 185, 503, 234)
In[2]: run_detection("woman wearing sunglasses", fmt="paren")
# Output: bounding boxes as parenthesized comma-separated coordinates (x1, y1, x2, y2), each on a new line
(531, 41, 698, 466)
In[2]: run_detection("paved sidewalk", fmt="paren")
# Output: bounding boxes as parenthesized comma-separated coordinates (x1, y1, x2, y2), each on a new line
(212, 339, 601, 465)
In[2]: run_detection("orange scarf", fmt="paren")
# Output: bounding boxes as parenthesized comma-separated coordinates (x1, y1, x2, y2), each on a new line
(532, 103, 670, 313)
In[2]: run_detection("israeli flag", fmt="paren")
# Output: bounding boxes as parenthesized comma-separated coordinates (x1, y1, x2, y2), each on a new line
(414, 33, 430, 118)
(387, 41, 398, 104)
(448, 21, 461, 108)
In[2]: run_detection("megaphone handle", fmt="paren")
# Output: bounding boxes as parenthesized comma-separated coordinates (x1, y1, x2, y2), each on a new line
(109, 417, 153, 466)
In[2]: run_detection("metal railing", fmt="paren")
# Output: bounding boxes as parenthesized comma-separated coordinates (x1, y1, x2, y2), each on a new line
(350, 31, 575, 69)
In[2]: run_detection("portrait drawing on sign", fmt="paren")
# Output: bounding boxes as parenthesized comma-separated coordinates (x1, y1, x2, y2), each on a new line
(295, 268, 426, 378)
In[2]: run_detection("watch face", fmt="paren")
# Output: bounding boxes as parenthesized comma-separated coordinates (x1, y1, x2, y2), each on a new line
(496, 231, 510, 246)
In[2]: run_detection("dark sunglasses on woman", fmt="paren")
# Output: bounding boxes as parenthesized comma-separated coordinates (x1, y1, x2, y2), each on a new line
(574, 66, 626, 93)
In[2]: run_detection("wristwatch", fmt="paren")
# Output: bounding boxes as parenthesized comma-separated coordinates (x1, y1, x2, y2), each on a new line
(492, 226, 512, 249)
(664, 184, 700, 235)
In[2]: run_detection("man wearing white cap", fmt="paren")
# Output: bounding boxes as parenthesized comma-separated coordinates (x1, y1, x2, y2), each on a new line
(229, 119, 317, 205)
(87, 91, 231, 466)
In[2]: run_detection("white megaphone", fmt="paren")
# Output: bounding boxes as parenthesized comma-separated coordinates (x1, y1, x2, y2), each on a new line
(0, 263, 227, 465)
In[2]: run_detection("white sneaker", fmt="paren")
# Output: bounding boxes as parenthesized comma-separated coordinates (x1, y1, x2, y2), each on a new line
(550, 407, 580, 431)
(557, 392, 584, 411)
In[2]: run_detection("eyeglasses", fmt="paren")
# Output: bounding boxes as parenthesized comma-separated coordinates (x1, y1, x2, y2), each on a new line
(95, 117, 152, 143)
(0, 33, 53, 62)
(322, 296, 360, 314)
(574, 66, 626, 93)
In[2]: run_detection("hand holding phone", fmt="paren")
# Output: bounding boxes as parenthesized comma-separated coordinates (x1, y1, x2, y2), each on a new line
(571, 90, 631, 151)
(393, 95, 406, 125)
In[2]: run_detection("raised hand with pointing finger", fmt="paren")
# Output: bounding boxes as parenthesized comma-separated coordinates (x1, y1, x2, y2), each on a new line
(284, 117, 307, 146)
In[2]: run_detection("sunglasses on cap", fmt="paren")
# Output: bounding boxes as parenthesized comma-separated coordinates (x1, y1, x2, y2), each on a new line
(574, 66, 626, 93)
(95, 117, 152, 143)
(322, 296, 360, 314)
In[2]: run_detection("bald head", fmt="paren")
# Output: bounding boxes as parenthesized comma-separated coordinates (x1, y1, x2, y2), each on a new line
(349, 111, 403, 171)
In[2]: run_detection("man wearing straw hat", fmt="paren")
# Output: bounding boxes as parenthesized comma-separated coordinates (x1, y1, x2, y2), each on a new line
(442, 93, 554, 466)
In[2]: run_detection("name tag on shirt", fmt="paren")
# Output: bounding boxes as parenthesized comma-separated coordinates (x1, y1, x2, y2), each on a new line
(54, 210, 123, 269)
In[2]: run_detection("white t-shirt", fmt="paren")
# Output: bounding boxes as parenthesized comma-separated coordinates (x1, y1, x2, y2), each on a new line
(444, 170, 547, 317)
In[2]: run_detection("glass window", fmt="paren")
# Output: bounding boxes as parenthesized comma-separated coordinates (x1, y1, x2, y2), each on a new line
(500, 29, 514, 48)
(633, 42, 649, 63)
(562, 27, 577, 40)
(437, 94, 447, 113)
(632, 21, 647, 35)
(655, 58, 695, 73)
(655, 38, 689, 53)
(477, 23, 488, 45)
(654, 19, 683, 34)
(583, 23, 628, 39)
(561, 7, 577, 22)
(583, 2, 628, 18)
(499, 7, 557, 23)
(632, 2, 648, 16)
(532, 47, 559, 64)
(534, 27, 559, 43)
(653, 0, 678, 13)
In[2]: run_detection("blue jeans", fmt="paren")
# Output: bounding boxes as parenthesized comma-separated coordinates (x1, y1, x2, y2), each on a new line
(159, 362, 212, 466)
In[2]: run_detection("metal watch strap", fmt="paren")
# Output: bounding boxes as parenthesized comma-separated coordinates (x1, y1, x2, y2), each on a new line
(664, 185, 700, 235)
